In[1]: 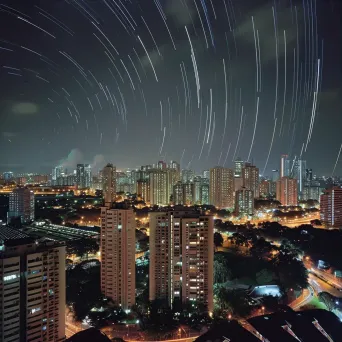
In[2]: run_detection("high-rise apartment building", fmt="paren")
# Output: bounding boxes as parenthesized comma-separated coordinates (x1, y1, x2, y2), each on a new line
(100, 203, 135, 310)
(305, 169, 313, 182)
(172, 182, 195, 206)
(8, 187, 35, 224)
(0, 194, 9, 223)
(276, 177, 298, 206)
(76, 164, 92, 189)
(234, 158, 244, 178)
(52, 166, 64, 183)
(235, 187, 254, 217)
(303, 184, 321, 202)
(149, 169, 169, 206)
(259, 180, 276, 198)
(169, 161, 180, 175)
(200, 184, 209, 205)
(209, 167, 234, 209)
(192, 176, 202, 204)
(149, 210, 213, 312)
(203, 170, 210, 181)
(157, 161, 167, 170)
(3, 172, 14, 181)
(242, 163, 260, 198)
(102, 164, 116, 205)
(0, 227, 65, 341)
(137, 180, 150, 203)
(181, 169, 194, 183)
(320, 187, 342, 228)
(173, 182, 184, 205)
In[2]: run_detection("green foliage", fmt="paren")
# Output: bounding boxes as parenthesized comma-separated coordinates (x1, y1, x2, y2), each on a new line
(149, 299, 176, 331)
(318, 292, 337, 311)
(66, 264, 104, 321)
(214, 232, 224, 247)
(66, 238, 99, 259)
(271, 241, 308, 291)
(214, 287, 252, 318)
(214, 253, 232, 284)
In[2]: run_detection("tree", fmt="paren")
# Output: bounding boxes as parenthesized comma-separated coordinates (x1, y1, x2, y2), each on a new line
(249, 237, 274, 259)
(214, 232, 224, 248)
(149, 299, 176, 330)
(67, 238, 99, 259)
(230, 233, 248, 247)
(214, 253, 232, 284)
(318, 292, 337, 311)
(272, 242, 308, 291)
(214, 287, 252, 318)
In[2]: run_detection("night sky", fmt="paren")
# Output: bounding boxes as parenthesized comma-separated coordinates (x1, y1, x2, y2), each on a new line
(0, 0, 340, 176)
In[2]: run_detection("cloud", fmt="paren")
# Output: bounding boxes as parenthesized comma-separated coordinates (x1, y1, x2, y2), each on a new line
(165, 0, 197, 27)
(2, 132, 17, 138)
(58, 148, 83, 170)
(91, 154, 106, 173)
(11, 102, 39, 115)
(234, 3, 298, 63)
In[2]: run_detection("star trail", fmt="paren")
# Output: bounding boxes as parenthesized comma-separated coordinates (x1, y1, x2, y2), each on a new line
(0, 0, 340, 175)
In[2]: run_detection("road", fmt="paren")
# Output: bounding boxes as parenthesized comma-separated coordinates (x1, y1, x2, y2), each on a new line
(308, 273, 342, 298)
(304, 259, 342, 292)
(289, 287, 314, 310)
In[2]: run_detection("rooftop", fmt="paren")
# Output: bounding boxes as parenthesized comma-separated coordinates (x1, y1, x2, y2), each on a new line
(66, 328, 111, 342)
(195, 309, 342, 342)
(0, 226, 32, 243)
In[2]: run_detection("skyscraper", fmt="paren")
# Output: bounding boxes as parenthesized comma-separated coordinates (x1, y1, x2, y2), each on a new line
(100, 203, 135, 310)
(200, 184, 209, 205)
(102, 163, 116, 205)
(149, 169, 169, 205)
(203, 170, 210, 181)
(8, 187, 35, 223)
(276, 177, 298, 206)
(259, 180, 276, 198)
(137, 180, 150, 203)
(320, 187, 342, 228)
(181, 169, 194, 183)
(235, 187, 254, 217)
(290, 159, 307, 197)
(173, 181, 184, 205)
(280, 155, 289, 179)
(52, 166, 64, 183)
(192, 176, 202, 204)
(149, 210, 213, 312)
(234, 158, 244, 177)
(76, 164, 92, 188)
(242, 163, 260, 198)
(209, 167, 234, 209)
(305, 168, 313, 182)
(0, 227, 65, 341)
(3, 172, 14, 181)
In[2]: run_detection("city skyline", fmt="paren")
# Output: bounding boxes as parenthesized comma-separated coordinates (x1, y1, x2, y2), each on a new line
(0, 0, 340, 175)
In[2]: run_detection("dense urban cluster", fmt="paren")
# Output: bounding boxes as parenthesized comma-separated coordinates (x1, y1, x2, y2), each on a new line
(0, 155, 342, 341)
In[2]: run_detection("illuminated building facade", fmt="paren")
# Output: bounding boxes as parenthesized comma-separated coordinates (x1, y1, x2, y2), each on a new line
(100, 204, 135, 309)
(149, 210, 213, 312)
(235, 187, 254, 217)
(76, 164, 92, 189)
(320, 187, 342, 228)
(8, 187, 35, 224)
(148, 169, 169, 206)
(276, 177, 298, 206)
(242, 163, 260, 198)
(102, 163, 116, 205)
(209, 167, 234, 209)
(0, 228, 65, 342)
